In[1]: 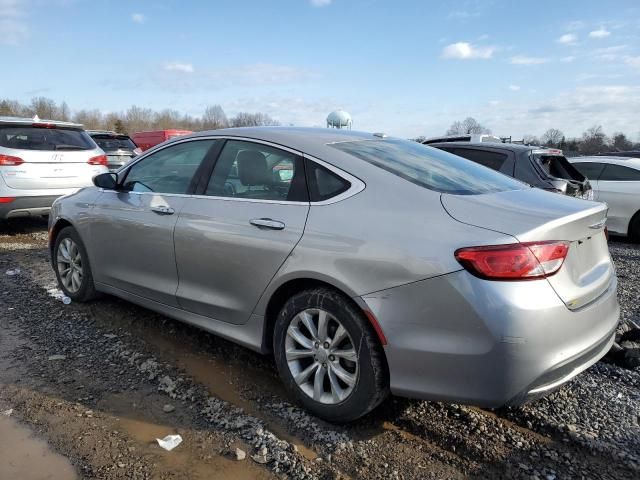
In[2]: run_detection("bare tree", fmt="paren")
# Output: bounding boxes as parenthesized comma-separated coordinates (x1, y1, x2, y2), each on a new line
(202, 105, 228, 130)
(579, 125, 608, 155)
(153, 109, 183, 130)
(230, 112, 280, 127)
(610, 132, 633, 152)
(72, 109, 104, 130)
(522, 134, 540, 145)
(124, 106, 155, 133)
(29, 97, 59, 119)
(446, 117, 491, 135)
(541, 128, 564, 147)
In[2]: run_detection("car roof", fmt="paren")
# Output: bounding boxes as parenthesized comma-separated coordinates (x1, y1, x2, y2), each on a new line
(570, 155, 640, 169)
(0, 115, 84, 129)
(187, 127, 387, 155)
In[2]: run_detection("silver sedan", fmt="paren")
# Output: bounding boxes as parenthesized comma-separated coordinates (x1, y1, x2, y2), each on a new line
(48, 128, 619, 422)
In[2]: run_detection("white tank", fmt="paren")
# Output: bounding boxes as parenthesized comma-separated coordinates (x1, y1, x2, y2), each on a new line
(327, 110, 352, 129)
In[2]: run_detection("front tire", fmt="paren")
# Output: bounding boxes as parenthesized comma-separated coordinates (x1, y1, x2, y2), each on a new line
(273, 288, 388, 422)
(53, 226, 98, 302)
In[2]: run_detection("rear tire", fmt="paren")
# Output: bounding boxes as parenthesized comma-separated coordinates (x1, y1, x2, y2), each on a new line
(52, 226, 99, 302)
(273, 287, 388, 422)
(629, 212, 640, 243)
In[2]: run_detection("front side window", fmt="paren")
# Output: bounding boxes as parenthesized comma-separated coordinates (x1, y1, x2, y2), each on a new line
(571, 162, 606, 180)
(205, 140, 307, 201)
(599, 164, 640, 181)
(331, 138, 524, 195)
(122, 139, 216, 194)
(0, 126, 94, 151)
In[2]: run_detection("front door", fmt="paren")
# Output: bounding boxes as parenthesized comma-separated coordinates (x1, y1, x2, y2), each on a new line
(174, 139, 309, 324)
(89, 139, 219, 306)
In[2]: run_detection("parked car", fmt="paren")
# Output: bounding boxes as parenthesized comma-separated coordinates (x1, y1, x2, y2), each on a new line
(131, 129, 192, 152)
(595, 151, 640, 158)
(422, 133, 503, 144)
(87, 131, 141, 171)
(569, 156, 640, 241)
(428, 142, 593, 199)
(49, 128, 618, 422)
(0, 116, 108, 220)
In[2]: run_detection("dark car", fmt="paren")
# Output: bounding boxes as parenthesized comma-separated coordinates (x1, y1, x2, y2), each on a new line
(87, 131, 140, 171)
(427, 142, 593, 199)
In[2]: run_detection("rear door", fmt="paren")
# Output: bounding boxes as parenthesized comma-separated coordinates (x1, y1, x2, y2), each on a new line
(595, 163, 640, 234)
(0, 124, 104, 190)
(174, 139, 309, 324)
(89, 138, 219, 306)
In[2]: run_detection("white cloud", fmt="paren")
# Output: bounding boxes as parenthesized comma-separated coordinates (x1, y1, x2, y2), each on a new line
(131, 13, 145, 23)
(561, 56, 576, 63)
(557, 33, 578, 45)
(509, 85, 521, 91)
(164, 62, 194, 73)
(309, 0, 331, 6)
(625, 56, 640, 69)
(589, 28, 610, 38)
(441, 42, 495, 60)
(510, 55, 548, 65)
(592, 44, 628, 61)
(0, 0, 28, 45)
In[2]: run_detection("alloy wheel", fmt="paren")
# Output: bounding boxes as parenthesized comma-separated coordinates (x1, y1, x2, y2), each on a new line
(285, 308, 358, 404)
(56, 237, 83, 293)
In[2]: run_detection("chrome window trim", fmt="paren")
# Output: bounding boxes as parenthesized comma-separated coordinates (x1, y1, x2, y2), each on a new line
(116, 135, 366, 205)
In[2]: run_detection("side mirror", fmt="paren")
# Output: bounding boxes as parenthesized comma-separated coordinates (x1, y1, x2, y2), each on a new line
(93, 172, 118, 190)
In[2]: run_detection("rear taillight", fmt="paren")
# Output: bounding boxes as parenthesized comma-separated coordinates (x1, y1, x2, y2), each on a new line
(0, 154, 24, 166)
(604, 227, 609, 240)
(88, 155, 108, 166)
(455, 241, 569, 281)
(0, 197, 15, 203)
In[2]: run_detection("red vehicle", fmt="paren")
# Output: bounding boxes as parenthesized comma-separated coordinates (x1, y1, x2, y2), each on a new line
(131, 129, 192, 152)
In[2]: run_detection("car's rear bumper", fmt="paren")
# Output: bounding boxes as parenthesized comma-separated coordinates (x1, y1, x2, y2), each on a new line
(361, 269, 620, 407)
(0, 195, 60, 219)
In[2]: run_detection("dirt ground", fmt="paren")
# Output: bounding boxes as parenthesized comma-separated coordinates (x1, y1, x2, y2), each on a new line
(0, 217, 638, 480)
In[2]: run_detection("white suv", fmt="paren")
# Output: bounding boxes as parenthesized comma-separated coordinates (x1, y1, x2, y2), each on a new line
(0, 116, 108, 220)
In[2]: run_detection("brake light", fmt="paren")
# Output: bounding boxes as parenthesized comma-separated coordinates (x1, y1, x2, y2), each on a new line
(87, 155, 108, 166)
(604, 227, 609, 240)
(455, 241, 569, 281)
(0, 197, 15, 203)
(0, 154, 24, 166)
(32, 123, 56, 129)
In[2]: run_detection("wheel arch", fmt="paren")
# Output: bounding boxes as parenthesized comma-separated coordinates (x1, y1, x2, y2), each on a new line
(261, 276, 388, 358)
(48, 217, 74, 254)
(628, 208, 640, 241)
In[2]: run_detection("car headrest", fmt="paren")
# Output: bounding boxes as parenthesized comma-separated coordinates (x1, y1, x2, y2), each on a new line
(237, 150, 270, 186)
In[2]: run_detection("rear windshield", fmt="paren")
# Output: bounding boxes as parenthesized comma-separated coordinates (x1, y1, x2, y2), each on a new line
(92, 135, 137, 151)
(331, 139, 525, 195)
(0, 125, 95, 151)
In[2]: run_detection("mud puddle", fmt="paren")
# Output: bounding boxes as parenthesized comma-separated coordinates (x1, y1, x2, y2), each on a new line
(118, 324, 320, 461)
(0, 415, 78, 480)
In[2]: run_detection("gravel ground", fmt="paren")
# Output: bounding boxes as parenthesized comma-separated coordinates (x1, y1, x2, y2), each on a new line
(0, 218, 638, 479)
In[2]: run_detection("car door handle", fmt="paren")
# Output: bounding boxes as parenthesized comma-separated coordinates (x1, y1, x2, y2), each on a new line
(250, 218, 285, 230)
(151, 205, 175, 215)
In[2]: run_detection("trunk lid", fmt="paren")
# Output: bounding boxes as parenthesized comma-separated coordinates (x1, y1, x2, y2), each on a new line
(442, 188, 613, 310)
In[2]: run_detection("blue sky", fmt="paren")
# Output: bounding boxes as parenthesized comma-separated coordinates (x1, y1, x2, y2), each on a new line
(1, 0, 640, 139)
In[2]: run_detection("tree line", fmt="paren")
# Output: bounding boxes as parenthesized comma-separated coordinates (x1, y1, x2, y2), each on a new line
(413, 117, 639, 156)
(0, 97, 280, 134)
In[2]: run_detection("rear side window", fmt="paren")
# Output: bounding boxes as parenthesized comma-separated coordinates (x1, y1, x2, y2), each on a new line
(571, 162, 606, 180)
(599, 164, 640, 181)
(452, 148, 508, 171)
(0, 126, 95, 151)
(305, 160, 350, 201)
(331, 139, 524, 195)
